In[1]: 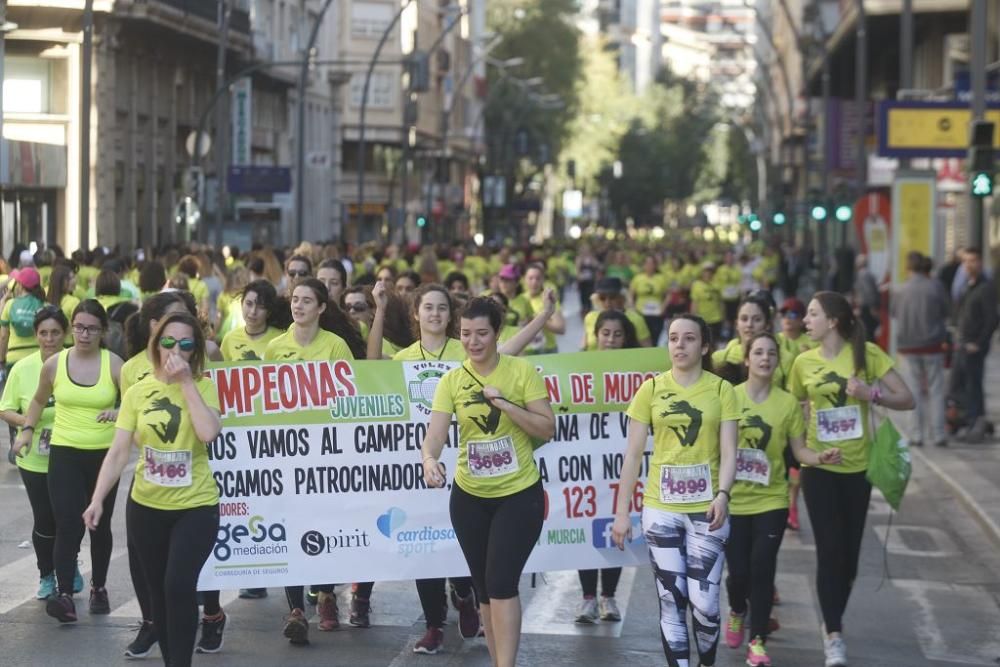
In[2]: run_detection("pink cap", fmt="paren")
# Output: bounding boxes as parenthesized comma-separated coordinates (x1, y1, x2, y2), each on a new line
(10, 267, 40, 290)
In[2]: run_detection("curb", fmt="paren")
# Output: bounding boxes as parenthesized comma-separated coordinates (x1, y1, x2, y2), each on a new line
(911, 447, 1000, 550)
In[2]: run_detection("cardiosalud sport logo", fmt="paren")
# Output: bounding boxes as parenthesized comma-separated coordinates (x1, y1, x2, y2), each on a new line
(403, 361, 459, 416)
(376, 506, 457, 557)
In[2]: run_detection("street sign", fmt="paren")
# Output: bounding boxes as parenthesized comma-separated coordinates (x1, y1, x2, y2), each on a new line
(184, 132, 211, 158)
(878, 101, 1000, 158)
(226, 166, 292, 195)
(231, 78, 253, 165)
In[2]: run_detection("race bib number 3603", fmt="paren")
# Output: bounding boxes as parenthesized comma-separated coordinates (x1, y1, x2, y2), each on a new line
(143, 446, 192, 487)
(467, 437, 518, 478)
(659, 463, 713, 504)
(816, 406, 863, 442)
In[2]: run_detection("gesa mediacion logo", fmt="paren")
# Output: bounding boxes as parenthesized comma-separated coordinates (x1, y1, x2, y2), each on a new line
(376, 506, 456, 557)
(404, 361, 456, 416)
(300, 528, 372, 556)
(214, 514, 288, 562)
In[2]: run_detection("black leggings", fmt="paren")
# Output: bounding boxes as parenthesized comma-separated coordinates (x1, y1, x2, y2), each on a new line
(578, 568, 622, 598)
(725, 509, 788, 639)
(47, 446, 118, 594)
(801, 468, 872, 634)
(127, 499, 218, 667)
(449, 480, 544, 604)
(285, 584, 334, 611)
(416, 577, 474, 628)
(20, 468, 56, 578)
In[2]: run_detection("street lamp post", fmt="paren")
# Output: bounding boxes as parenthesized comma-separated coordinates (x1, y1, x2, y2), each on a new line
(80, 0, 94, 249)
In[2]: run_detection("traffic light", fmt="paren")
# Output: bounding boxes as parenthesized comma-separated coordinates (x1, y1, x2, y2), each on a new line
(834, 204, 853, 223)
(972, 172, 993, 197)
(407, 51, 430, 93)
(749, 219, 763, 232)
(810, 203, 828, 222)
(969, 120, 995, 198)
(416, 215, 427, 228)
(738, 214, 748, 225)
(772, 212, 787, 226)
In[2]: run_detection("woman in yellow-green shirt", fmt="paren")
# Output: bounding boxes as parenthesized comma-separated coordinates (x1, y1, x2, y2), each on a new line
(220, 280, 285, 361)
(84, 311, 221, 667)
(789, 292, 913, 666)
(421, 297, 555, 667)
(612, 313, 737, 667)
(630, 257, 668, 346)
(690, 263, 724, 343)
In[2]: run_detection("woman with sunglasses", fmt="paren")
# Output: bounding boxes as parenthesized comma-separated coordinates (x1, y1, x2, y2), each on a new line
(14, 299, 123, 624)
(2, 307, 84, 600)
(342, 285, 376, 335)
(264, 278, 363, 644)
(83, 311, 221, 667)
(282, 254, 313, 296)
(220, 280, 288, 362)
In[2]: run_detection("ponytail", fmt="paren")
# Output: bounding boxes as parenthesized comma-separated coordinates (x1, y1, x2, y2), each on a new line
(850, 315, 868, 378)
(813, 291, 868, 376)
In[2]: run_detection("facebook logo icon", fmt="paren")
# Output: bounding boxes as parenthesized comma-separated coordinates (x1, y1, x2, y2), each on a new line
(591, 517, 642, 549)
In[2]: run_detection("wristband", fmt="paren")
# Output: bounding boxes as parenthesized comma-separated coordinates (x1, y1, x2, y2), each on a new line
(870, 387, 881, 405)
(21, 424, 34, 432)
(716, 489, 731, 501)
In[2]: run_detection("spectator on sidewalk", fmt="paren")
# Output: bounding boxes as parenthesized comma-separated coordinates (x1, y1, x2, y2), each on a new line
(891, 252, 949, 447)
(949, 247, 999, 443)
(853, 254, 880, 342)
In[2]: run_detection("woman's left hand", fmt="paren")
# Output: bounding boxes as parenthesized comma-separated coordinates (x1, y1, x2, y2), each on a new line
(542, 287, 557, 314)
(846, 377, 873, 401)
(818, 447, 843, 465)
(705, 493, 729, 531)
(482, 385, 508, 409)
(96, 409, 118, 423)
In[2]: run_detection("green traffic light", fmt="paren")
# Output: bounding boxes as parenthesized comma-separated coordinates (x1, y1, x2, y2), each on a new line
(811, 205, 828, 222)
(749, 219, 763, 232)
(416, 216, 427, 228)
(773, 212, 787, 225)
(738, 214, 748, 225)
(972, 172, 994, 197)
(835, 205, 852, 222)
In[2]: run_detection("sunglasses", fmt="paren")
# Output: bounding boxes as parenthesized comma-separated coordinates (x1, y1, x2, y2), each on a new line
(159, 336, 196, 352)
(287, 270, 309, 278)
(346, 303, 369, 313)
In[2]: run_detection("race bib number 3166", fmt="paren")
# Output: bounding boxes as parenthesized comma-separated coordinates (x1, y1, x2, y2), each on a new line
(143, 446, 192, 487)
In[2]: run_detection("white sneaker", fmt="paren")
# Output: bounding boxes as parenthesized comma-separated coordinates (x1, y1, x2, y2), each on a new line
(599, 596, 621, 621)
(824, 635, 848, 666)
(575, 597, 598, 624)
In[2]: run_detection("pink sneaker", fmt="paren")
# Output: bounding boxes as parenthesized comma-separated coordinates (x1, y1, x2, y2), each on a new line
(725, 610, 746, 649)
(746, 636, 772, 666)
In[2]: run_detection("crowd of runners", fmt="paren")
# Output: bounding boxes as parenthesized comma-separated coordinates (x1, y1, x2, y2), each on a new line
(1, 233, 928, 667)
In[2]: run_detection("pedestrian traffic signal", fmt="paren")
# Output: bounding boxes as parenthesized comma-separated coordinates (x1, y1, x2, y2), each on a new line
(738, 214, 748, 225)
(834, 204, 853, 223)
(749, 219, 762, 232)
(968, 120, 995, 198)
(971, 171, 994, 197)
(810, 204, 828, 222)
(772, 212, 787, 226)
(416, 215, 427, 228)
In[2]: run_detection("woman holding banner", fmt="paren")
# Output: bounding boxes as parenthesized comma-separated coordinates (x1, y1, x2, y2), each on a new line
(611, 313, 738, 667)
(83, 311, 221, 667)
(421, 296, 556, 667)
(263, 277, 361, 643)
(573, 310, 640, 625)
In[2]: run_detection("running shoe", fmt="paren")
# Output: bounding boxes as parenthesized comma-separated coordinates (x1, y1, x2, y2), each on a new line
(306, 586, 319, 606)
(317, 592, 340, 631)
(413, 627, 444, 654)
(575, 597, 598, 624)
(768, 617, 781, 633)
(349, 594, 371, 628)
(599, 596, 622, 621)
(283, 608, 310, 645)
(454, 591, 480, 639)
(195, 611, 227, 653)
(124, 621, 158, 658)
(90, 587, 111, 614)
(787, 505, 800, 531)
(239, 588, 268, 599)
(772, 587, 781, 605)
(725, 610, 746, 648)
(36, 573, 56, 600)
(73, 566, 85, 594)
(824, 635, 848, 667)
(46, 593, 77, 623)
(746, 636, 772, 666)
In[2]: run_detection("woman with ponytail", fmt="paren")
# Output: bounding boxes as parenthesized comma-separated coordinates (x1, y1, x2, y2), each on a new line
(788, 291, 913, 667)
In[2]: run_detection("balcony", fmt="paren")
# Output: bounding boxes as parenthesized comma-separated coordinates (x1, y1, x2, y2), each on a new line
(148, 0, 250, 32)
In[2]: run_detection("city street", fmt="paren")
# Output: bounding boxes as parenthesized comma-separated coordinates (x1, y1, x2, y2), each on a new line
(2, 298, 1000, 666)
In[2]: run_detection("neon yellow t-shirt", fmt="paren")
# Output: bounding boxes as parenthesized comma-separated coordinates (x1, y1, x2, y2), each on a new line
(526, 290, 558, 354)
(713, 265, 742, 301)
(221, 326, 283, 362)
(121, 352, 154, 396)
(788, 342, 894, 473)
(118, 376, 221, 511)
(690, 279, 724, 325)
(630, 273, 667, 317)
(730, 383, 806, 515)
(432, 354, 549, 498)
(264, 325, 355, 361)
(711, 338, 791, 389)
(51, 349, 117, 450)
(0, 352, 56, 473)
(393, 338, 466, 362)
(626, 370, 738, 514)
(505, 294, 534, 327)
(75, 266, 99, 300)
(583, 309, 652, 350)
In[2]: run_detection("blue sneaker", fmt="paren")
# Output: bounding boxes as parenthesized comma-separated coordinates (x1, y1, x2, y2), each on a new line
(73, 566, 84, 594)
(36, 574, 56, 600)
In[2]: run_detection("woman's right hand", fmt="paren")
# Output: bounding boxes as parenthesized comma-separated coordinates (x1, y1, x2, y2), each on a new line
(12, 429, 32, 457)
(610, 513, 633, 551)
(422, 457, 446, 488)
(372, 281, 388, 311)
(82, 500, 103, 531)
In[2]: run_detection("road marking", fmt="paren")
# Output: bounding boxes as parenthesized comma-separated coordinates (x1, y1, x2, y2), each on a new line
(893, 579, 1000, 665)
(0, 547, 127, 614)
(521, 567, 636, 638)
(911, 448, 1000, 549)
(109, 588, 241, 618)
(872, 524, 958, 558)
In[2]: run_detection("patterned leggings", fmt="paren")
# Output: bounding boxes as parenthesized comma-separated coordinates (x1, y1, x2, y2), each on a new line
(642, 506, 730, 667)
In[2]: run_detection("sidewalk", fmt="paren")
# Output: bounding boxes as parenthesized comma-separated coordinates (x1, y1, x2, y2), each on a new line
(906, 345, 1000, 548)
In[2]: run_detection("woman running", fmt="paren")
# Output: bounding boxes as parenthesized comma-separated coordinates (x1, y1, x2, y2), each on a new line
(630, 257, 668, 346)
(83, 311, 221, 667)
(421, 296, 556, 667)
(46, 263, 80, 345)
(789, 292, 914, 667)
(0, 266, 46, 374)
(612, 314, 737, 667)
(724, 332, 842, 666)
(13, 299, 123, 623)
(2, 307, 84, 599)
(574, 310, 639, 624)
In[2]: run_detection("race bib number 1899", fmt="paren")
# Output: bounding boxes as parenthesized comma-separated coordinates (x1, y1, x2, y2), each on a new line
(659, 463, 713, 504)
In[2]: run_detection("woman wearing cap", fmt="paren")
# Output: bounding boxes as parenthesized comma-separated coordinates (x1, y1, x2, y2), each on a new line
(496, 265, 534, 328)
(0, 266, 47, 375)
(582, 278, 652, 350)
(690, 263, 725, 344)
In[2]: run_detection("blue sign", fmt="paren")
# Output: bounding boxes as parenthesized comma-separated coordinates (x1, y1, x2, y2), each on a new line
(227, 166, 292, 195)
(953, 71, 1000, 104)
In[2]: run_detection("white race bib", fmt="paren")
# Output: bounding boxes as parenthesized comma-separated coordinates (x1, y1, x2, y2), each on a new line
(642, 301, 661, 316)
(659, 463, 713, 504)
(735, 448, 770, 485)
(467, 437, 519, 478)
(816, 406, 863, 442)
(37, 429, 52, 456)
(143, 446, 193, 487)
(722, 286, 740, 300)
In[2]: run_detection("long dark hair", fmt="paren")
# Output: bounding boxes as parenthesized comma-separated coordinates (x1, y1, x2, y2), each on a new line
(241, 279, 292, 330)
(124, 291, 197, 358)
(813, 291, 867, 375)
(34, 304, 69, 333)
(716, 293, 775, 384)
(668, 313, 713, 370)
(293, 278, 366, 359)
(382, 289, 416, 350)
(594, 310, 640, 349)
(47, 264, 75, 308)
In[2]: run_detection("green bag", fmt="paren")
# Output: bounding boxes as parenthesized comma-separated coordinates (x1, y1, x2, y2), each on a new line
(866, 413, 911, 510)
